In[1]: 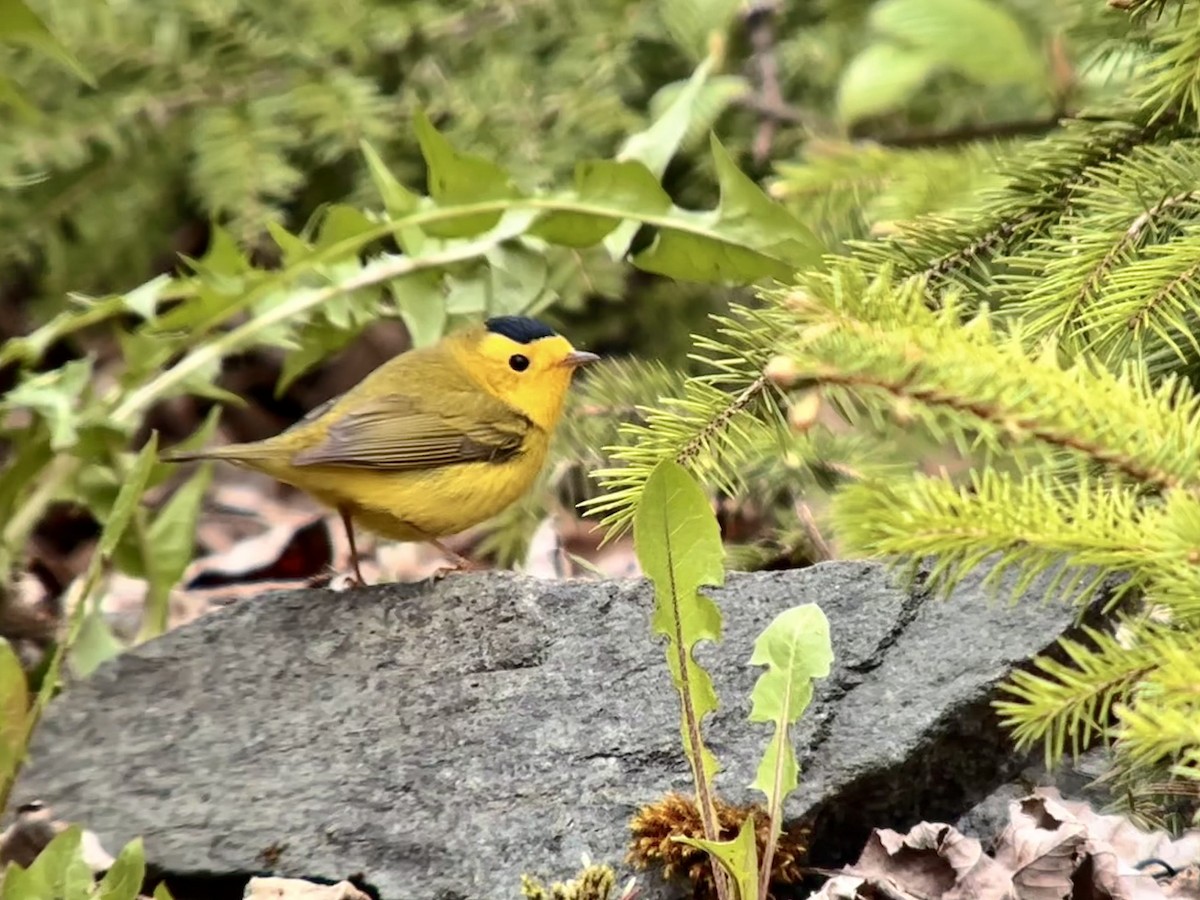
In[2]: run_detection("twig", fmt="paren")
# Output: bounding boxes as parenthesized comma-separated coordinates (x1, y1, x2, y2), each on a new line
(795, 500, 834, 560)
(744, 1, 784, 164)
(871, 113, 1070, 149)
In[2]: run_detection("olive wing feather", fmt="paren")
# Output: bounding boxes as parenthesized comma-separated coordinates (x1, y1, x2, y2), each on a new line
(290, 391, 531, 471)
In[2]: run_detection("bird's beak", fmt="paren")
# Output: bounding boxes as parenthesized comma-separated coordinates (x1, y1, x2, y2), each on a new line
(559, 350, 600, 368)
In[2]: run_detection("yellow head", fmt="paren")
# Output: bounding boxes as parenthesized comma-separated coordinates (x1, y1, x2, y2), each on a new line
(449, 316, 599, 430)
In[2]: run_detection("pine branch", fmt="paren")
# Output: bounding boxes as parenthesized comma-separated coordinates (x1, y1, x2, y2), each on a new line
(852, 117, 1171, 295)
(995, 622, 1160, 763)
(832, 471, 1148, 603)
(769, 265, 1200, 493)
(1000, 143, 1200, 356)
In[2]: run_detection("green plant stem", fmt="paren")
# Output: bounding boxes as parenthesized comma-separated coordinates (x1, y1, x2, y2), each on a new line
(758, 725, 789, 900)
(0, 454, 78, 572)
(0, 554, 99, 813)
(663, 561, 731, 900)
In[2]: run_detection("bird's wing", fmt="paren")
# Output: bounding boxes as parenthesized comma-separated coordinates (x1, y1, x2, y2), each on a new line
(289, 390, 532, 471)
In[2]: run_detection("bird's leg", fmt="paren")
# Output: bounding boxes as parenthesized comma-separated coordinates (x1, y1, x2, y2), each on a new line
(339, 507, 367, 587)
(428, 538, 483, 579)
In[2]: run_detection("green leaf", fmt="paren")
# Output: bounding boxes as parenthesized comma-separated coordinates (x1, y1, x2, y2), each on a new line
(486, 242, 548, 316)
(72, 607, 124, 679)
(606, 55, 715, 258)
(634, 460, 724, 793)
(532, 160, 673, 247)
(3, 359, 94, 451)
(648, 75, 750, 149)
(313, 205, 378, 252)
(392, 272, 447, 347)
(153, 882, 176, 900)
(118, 276, 172, 321)
(837, 43, 936, 125)
(871, 0, 1043, 86)
(22, 826, 92, 900)
(618, 55, 715, 180)
(97, 838, 146, 900)
(0, 638, 28, 788)
(360, 140, 420, 218)
(139, 464, 213, 641)
(0, 0, 95, 86)
(633, 135, 822, 283)
(1, 862, 35, 900)
(0, 72, 37, 118)
(100, 434, 158, 559)
(413, 109, 520, 238)
(146, 407, 221, 490)
(674, 814, 759, 900)
(659, 0, 741, 61)
(360, 140, 427, 254)
(748, 604, 833, 802)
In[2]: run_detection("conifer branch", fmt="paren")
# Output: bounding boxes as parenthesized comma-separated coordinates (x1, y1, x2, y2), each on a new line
(770, 266, 1200, 493)
(996, 623, 1160, 763)
(831, 470, 1149, 601)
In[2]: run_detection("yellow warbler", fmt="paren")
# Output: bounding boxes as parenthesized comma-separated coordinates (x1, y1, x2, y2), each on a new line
(164, 315, 598, 583)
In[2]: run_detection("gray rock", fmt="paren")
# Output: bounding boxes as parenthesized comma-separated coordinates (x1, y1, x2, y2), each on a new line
(12, 562, 1100, 900)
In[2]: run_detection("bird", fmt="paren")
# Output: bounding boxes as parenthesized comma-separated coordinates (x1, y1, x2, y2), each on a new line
(163, 315, 599, 584)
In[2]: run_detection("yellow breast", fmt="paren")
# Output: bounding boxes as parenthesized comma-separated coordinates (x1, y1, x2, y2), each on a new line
(265, 428, 551, 542)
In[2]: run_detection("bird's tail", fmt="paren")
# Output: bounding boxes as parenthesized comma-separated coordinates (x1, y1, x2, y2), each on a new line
(161, 443, 265, 464)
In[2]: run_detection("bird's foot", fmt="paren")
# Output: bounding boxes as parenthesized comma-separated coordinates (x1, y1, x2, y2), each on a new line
(306, 566, 369, 591)
(428, 539, 485, 579)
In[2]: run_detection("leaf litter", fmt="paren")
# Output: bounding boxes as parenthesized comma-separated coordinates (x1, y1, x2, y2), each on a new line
(809, 788, 1200, 900)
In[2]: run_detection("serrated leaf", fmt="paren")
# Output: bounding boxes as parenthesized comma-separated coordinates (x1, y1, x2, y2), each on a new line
(660, 0, 741, 61)
(486, 242, 548, 316)
(0, 0, 95, 86)
(634, 135, 821, 283)
(3, 358, 94, 451)
(392, 272, 447, 347)
(314, 204, 377, 252)
(606, 55, 715, 258)
(413, 109, 520, 238)
(361, 140, 426, 254)
(837, 43, 937, 125)
(634, 460, 724, 788)
(648, 75, 749, 148)
(266, 221, 312, 266)
(97, 838, 146, 900)
(139, 464, 213, 641)
(100, 433, 158, 559)
(360, 140, 420, 218)
(445, 269, 489, 315)
(1, 862, 34, 900)
(0, 638, 28, 787)
(749, 604, 833, 803)
(872, 0, 1042, 86)
(674, 815, 759, 900)
(23, 826, 92, 900)
(532, 160, 672, 247)
(71, 606, 124, 679)
(119, 276, 172, 321)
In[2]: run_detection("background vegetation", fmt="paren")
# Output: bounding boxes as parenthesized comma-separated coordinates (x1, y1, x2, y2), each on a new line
(4, 0, 1200, 894)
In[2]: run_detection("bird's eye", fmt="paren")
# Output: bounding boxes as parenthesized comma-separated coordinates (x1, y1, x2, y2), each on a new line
(508, 354, 530, 372)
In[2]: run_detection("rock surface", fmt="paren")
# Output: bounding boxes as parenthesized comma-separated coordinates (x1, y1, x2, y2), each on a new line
(13, 562, 1101, 900)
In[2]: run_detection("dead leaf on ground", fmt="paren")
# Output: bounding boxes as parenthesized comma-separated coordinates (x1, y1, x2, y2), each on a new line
(242, 876, 371, 899)
(994, 794, 1088, 900)
(809, 789, 1200, 900)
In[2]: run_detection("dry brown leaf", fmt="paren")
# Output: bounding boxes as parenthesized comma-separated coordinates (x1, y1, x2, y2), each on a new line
(850, 822, 1012, 900)
(242, 876, 371, 899)
(995, 794, 1088, 900)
